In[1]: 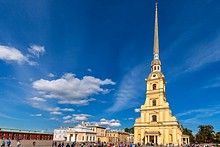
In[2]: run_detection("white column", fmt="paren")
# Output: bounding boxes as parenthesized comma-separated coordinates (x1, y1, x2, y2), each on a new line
(165, 129, 168, 144)
(172, 128, 177, 144)
(141, 128, 145, 144)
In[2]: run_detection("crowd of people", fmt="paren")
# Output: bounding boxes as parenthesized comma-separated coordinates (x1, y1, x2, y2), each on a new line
(1, 139, 21, 147)
(51, 141, 138, 147)
(52, 141, 76, 147)
(1, 139, 11, 147)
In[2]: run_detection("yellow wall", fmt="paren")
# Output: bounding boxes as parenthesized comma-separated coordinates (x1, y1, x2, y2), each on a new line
(134, 68, 184, 145)
(106, 131, 130, 143)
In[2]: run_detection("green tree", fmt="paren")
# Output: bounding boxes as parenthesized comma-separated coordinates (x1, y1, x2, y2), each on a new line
(130, 127, 134, 134)
(124, 127, 134, 134)
(125, 128, 130, 133)
(182, 128, 195, 143)
(195, 125, 215, 143)
(216, 132, 220, 143)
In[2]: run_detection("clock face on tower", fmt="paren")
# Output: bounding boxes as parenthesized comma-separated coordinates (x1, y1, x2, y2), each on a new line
(152, 74, 157, 79)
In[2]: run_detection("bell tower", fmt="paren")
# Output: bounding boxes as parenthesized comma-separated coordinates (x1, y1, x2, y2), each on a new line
(144, 2, 166, 108)
(134, 3, 188, 146)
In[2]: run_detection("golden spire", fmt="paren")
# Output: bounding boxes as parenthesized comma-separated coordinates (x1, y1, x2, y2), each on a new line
(151, 2, 161, 72)
(153, 2, 159, 58)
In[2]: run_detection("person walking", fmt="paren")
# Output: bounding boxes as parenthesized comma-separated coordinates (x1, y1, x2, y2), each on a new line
(66, 143, 70, 147)
(17, 140, 21, 147)
(6, 140, 11, 147)
(1, 140, 5, 147)
(71, 142, 75, 147)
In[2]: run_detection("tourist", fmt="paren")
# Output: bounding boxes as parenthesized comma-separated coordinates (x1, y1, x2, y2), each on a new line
(71, 142, 75, 147)
(6, 140, 11, 147)
(58, 143, 61, 147)
(62, 142, 64, 147)
(33, 141, 36, 146)
(66, 143, 70, 147)
(1, 140, 5, 147)
(17, 140, 21, 147)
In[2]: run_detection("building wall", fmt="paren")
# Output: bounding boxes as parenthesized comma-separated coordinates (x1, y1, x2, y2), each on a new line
(53, 126, 133, 144)
(77, 132, 96, 142)
(53, 128, 68, 141)
(54, 126, 97, 143)
(88, 126, 106, 142)
(0, 131, 53, 140)
(106, 131, 130, 143)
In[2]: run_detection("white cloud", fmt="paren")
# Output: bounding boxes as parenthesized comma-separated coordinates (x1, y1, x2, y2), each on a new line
(63, 120, 72, 124)
(50, 111, 62, 115)
(169, 35, 220, 77)
(32, 73, 115, 105)
(134, 108, 140, 112)
(61, 108, 74, 112)
(0, 45, 28, 64)
(176, 105, 220, 131)
(128, 117, 134, 120)
(30, 114, 42, 117)
(109, 122, 121, 127)
(49, 117, 58, 121)
(87, 68, 92, 72)
(0, 113, 18, 120)
(45, 107, 60, 112)
(63, 115, 72, 120)
(203, 76, 220, 89)
(62, 114, 91, 124)
(107, 64, 145, 113)
(100, 118, 110, 125)
(31, 97, 46, 102)
(58, 98, 96, 106)
(0, 44, 45, 66)
(203, 83, 220, 88)
(72, 114, 90, 121)
(176, 105, 220, 118)
(183, 38, 220, 73)
(27, 99, 74, 114)
(48, 73, 55, 78)
(100, 118, 121, 127)
(28, 44, 45, 57)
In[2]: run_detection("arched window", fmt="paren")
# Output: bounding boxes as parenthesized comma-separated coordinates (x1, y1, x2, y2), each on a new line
(157, 66, 159, 70)
(169, 134, 173, 142)
(152, 99, 156, 106)
(153, 84, 157, 90)
(154, 66, 156, 70)
(152, 115, 157, 122)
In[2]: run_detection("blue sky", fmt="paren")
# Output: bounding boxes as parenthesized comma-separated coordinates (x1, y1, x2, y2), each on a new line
(0, 0, 220, 134)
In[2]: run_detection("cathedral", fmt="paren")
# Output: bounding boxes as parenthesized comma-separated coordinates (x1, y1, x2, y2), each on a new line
(134, 4, 189, 146)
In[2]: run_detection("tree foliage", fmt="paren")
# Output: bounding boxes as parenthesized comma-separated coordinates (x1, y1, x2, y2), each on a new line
(195, 125, 215, 143)
(216, 132, 220, 143)
(182, 128, 195, 143)
(124, 127, 134, 134)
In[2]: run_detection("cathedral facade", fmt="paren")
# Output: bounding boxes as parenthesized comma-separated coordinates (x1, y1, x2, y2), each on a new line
(134, 4, 189, 146)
